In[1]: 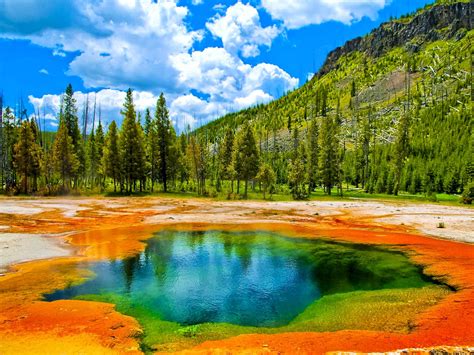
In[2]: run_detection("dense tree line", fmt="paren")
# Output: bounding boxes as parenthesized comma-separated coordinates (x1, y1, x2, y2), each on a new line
(0, 23, 472, 203)
(0, 86, 181, 195)
(0, 83, 355, 199)
(0, 78, 472, 203)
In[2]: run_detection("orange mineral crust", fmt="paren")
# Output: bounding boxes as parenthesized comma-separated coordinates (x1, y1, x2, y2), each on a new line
(0, 197, 472, 354)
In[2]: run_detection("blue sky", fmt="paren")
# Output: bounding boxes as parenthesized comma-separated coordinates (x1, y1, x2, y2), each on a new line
(0, 0, 433, 131)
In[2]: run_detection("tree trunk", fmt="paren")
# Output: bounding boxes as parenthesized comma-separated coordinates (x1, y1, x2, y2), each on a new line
(163, 154, 167, 192)
(23, 175, 28, 194)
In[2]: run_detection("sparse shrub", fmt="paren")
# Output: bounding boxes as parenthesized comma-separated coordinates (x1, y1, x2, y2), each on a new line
(461, 182, 474, 205)
(177, 325, 200, 338)
(426, 192, 438, 202)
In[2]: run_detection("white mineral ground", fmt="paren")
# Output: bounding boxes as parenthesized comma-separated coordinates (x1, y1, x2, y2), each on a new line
(0, 197, 472, 273)
(0, 233, 71, 273)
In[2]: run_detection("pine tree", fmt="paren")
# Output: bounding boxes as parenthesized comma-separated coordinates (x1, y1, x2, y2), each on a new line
(358, 115, 371, 189)
(87, 130, 98, 187)
(219, 128, 235, 191)
(232, 138, 242, 195)
(289, 143, 308, 200)
(319, 116, 340, 195)
(462, 133, 474, 204)
(155, 93, 173, 192)
(314, 88, 321, 117)
(177, 133, 190, 187)
(14, 120, 42, 194)
(335, 96, 344, 196)
(256, 163, 276, 200)
(29, 119, 42, 192)
(394, 113, 410, 195)
(1, 107, 18, 192)
(42, 147, 55, 195)
(135, 117, 147, 192)
(144, 108, 152, 136)
(307, 118, 319, 192)
(321, 86, 328, 117)
(119, 97, 134, 193)
(62, 84, 84, 185)
(104, 121, 121, 192)
(187, 135, 208, 195)
(233, 123, 259, 198)
(119, 89, 146, 193)
(292, 125, 300, 159)
(95, 120, 105, 188)
(351, 80, 357, 98)
(53, 118, 79, 191)
(166, 125, 179, 190)
(146, 110, 160, 191)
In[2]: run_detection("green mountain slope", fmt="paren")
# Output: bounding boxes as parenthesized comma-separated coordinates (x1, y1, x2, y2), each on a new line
(197, 1, 473, 198)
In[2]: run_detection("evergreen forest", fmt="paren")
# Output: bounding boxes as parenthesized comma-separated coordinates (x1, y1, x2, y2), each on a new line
(0, 1, 472, 204)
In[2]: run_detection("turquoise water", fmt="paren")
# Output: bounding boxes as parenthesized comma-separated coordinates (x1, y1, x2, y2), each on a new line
(45, 230, 433, 327)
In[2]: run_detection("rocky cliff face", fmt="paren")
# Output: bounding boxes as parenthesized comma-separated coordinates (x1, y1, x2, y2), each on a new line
(318, 2, 473, 76)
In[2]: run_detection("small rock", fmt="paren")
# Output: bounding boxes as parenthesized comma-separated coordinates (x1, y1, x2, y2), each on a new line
(111, 323, 124, 330)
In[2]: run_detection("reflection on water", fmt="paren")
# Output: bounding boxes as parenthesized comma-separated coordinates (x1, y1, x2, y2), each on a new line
(45, 230, 432, 327)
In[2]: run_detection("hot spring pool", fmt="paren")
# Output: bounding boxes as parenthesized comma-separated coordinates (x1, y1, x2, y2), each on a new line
(45, 230, 435, 327)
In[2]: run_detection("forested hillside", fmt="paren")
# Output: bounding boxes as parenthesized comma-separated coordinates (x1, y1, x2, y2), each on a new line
(0, 0, 472, 203)
(197, 0, 473, 201)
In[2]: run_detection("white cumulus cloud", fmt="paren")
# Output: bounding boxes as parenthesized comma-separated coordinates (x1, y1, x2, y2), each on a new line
(0, 0, 202, 92)
(172, 47, 298, 111)
(261, 0, 389, 29)
(206, 2, 280, 58)
(234, 89, 272, 108)
(170, 47, 298, 126)
(170, 94, 225, 129)
(3, 0, 299, 129)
